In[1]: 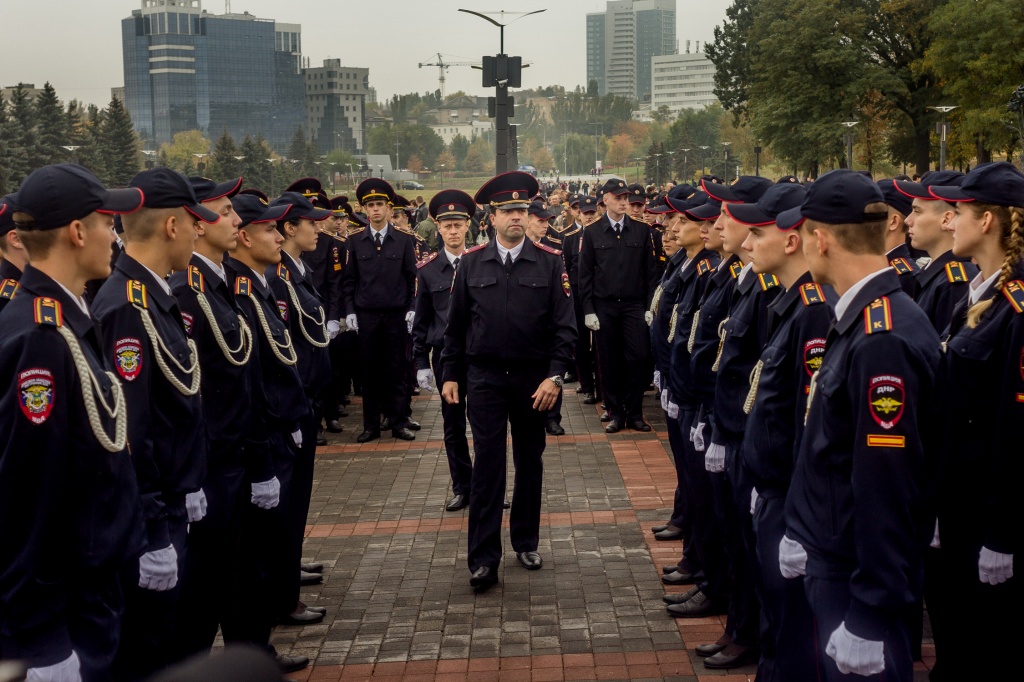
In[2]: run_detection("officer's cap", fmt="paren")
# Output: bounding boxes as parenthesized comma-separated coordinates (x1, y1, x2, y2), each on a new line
(894, 170, 965, 201)
(701, 175, 772, 204)
(601, 178, 630, 196)
(795, 169, 887, 226)
(776, 175, 801, 184)
(285, 177, 324, 199)
(726, 184, 809, 228)
(579, 195, 599, 214)
(474, 171, 539, 210)
(528, 200, 554, 221)
(429, 189, 475, 221)
(875, 179, 914, 217)
(665, 190, 710, 216)
(130, 168, 220, 223)
(646, 197, 672, 215)
(238, 187, 270, 202)
(356, 178, 396, 205)
(0, 194, 17, 236)
(929, 162, 1024, 207)
(348, 212, 369, 228)
(190, 176, 243, 203)
(232, 193, 290, 228)
(391, 194, 412, 210)
(330, 195, 352, 218)
(269, 192, 332, 221)
(667, 184, 697, 201)
(627, 184, 647, 204)
(568, 193, 581, 208)
(14, 163, 144, 231)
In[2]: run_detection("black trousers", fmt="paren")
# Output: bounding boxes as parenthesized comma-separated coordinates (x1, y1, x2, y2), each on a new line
(683, 417, 723, 595)
(172, 441, 246, 659)
(431, 349, 472, 497)
(320, 335, 349, 422)
(337, 330, 360, 396)
(356, 309, 409, 431)
(466, 362, 547, 572)
(573, 301, 596, 394)
(665, 409, 689, 532)
(69, 571, 124, 682)
(715, 440, 760, 648)
(279, 401, 319, 616)
(592, 300, 650, 421)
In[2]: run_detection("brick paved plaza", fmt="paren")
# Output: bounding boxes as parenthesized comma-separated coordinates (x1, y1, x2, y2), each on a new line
(272, 388, 936, 681)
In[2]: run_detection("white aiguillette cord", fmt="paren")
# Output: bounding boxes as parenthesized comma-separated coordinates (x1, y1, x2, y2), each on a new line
(283, 279, 329, 348)
(195, 291, 253, 366)
(133, 302, 202, 396)
(58, 326, 127, 452)
(248, 292, 298, 366)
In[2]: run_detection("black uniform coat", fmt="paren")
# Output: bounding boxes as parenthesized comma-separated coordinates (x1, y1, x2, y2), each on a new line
(268, 253, 332, 398)
(341, 224, 417, 314)
(577, 214, 659, 315)
(301, 232, 345, 322)
(0, 258, 21, 315)
(412, 250, 457, 370)
(689, 255, 743, 419)
(666, 250, 721, 405)
(912, 250, 977, 335)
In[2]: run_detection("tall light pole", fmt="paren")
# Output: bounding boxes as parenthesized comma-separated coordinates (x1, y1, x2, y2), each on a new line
(840, 121, 858, 170)
(589, 122, 604, 178)
(266, 158, 276, 196)
(653, 153, 662, 186)
(395, 139, 402, 175)
(193, 152, 208, 175)
(698, 145, 709, 177)
(681, 148, 690, 180)
(633, 157, 642, 183)
(666, 150, 676, 181)
(929, 105, 958, 171)
(720, 142, 731, 179)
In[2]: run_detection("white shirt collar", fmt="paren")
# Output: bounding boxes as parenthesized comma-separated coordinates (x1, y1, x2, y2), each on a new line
(245, 264, 268, 289)
(370, 224, 389, 241)
(193, 252, 226, 284)
(141, 263, 172, 296)
(495, 239, 525, 262)
(737, 261, 754, 286)
(834, 268, 890, 324)
(56, 282, 90, 317)
(283, 251, 305, 277)
(968, 269, 1000, 306)
(444, 248, 464, 266)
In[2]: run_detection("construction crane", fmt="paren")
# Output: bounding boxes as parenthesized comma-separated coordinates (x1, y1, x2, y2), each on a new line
(418, 54, 482, 100)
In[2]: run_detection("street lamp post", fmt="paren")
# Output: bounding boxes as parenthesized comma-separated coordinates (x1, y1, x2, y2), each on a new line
(666, 151, 676, 181)
(753, 146, 761, 176)
(698, 145, 709, 177)
(929, 105, 958, 171)
(266, 158, 276, 196)
(652, 153, 662, 186)
(141, 149, 157, 169)
(192, 152, 208, 175)
(633, 157, 642, 183)
(680, 148, 690, 180)
(720, 142, 731, 179)
(840, 121, 858, 170)
(589, 122, 604, 179)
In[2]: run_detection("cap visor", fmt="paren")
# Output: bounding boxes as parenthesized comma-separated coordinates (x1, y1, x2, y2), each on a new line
(497, 202, 530, 210)
(96, 187, 145, 215)
(304, 207, 333, 221)
(255, 205, 291, 223)
(208, 177, 244, 201)
(928, 185, 973, 202)
(700, 179, 740, 202)
(686, 201, 722, 221)
(894, 180, 932, 200)
(775, 207, 806, 230)
(186, 202, 222, 223)
(725, 202, 776, 226)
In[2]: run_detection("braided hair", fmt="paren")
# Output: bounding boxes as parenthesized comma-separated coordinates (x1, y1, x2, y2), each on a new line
(965, 203, 1024, 328)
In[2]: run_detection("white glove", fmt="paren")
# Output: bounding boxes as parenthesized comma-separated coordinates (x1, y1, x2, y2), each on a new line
(692, 421, 706, 452)
(779, 534, 808, 578)
(416, 368, 434, 391)
(138, 545, 178, 591)
(185, 488, 207, 523)
(653, 370, 661, 390)
(659, 388, 670, 411)
(337, 317, 348, 333)
(979, 547, 1014, 585)
(826, 622, 885, 676)
(750, 488, 758, 515)
(26, 650, 81, 682)
(704, 442, 726, 473)
(405, 310, 415, 333)
(345, 313, 359, 332)
(584, 313, 600, 331)
(665, 400, 679, 420)
(251, 477, 281, 510)
(644, 310, 654, 326)
(291, 429, 303, 448)
(327, 319, 340, 339)
(930, 519, 940, 549)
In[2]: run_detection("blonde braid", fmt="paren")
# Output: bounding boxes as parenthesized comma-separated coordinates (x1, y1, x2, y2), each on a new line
(966, 204, 1024, 328)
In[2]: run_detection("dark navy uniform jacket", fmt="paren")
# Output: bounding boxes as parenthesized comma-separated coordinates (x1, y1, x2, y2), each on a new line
(888, 243, 921, 298)
(912, 250, 977, 334)
(268, 254, 332, 398)
(342, 224, 417, 314)
(690, 255, 743, 419)
(650, 249, 688, 377)
(786, 270, 940, 641)
(560, 224, 583, 290)
(938, 264, 1024, 559)
(301, 232, 345, 322)
(0, 267, 144, 666)
(741, 273, 835, 497)
(578, 214, 659, 315)
(441, 239, 577, 384)
(666, 250, 721, 407)
(92, 255, 207, 553)
(712, 265, 784, 444)
(0, 259, 21, 315)
(412, 250, 456, 371)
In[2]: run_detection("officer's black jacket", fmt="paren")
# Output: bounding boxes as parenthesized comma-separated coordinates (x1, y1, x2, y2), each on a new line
(268, 253, 332, 398)
(93, 255, 207, 553)
(912, 250, 977, 335)
(741, 272, 836, 497)
(887, 243, 921, 298)
(561, 224, 583, 290)
(786, 270, 940, 641)
(301, 231, 344, 321)
(938, 261, 1024, 558)
(666, 249, 721, 405)
(712, 265, 784, 444)
(0, 258, 21, 315)
(689, 255, 742, 419)
(578, 214, 659, 315)
(650, 249, 687, 376)
(412, 250, 456, 370)
(0, 267, 144, 664)
(342, 224, 417, 314)
(441, 239, 577, 384)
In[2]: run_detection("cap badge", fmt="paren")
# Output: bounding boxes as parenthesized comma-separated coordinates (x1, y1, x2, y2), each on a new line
(512, 192, 519, 199)
(449, 204, 455, 211)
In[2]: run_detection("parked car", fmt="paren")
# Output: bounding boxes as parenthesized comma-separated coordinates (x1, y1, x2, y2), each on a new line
(518, 165, 538, 176)
(401, 180, 425, 190)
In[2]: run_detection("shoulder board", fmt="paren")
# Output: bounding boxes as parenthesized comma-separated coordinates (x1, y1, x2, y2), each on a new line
(535, 241, 562, 256)
(464, 243, 488, 255)
(1002, 280, 1024, 313)
(890, 257, 914, 275)
(126, 280, 148, 309)
(276, 263, 290, 281)
(564, 226, 582, 237)
(728, 261, 744, 279)
(945, 261, 968, 284)
(696, 259, 713, 276)
(548, 236, 562, 244)
(0, 278, 19, 300)
(863, 297, 894, 334)
(799, 282, 826, 306)
(417, 252, 439, 269)
(332, 234, 347, 243)
(187, 265, 205, 293)
(413, 233, 425, 243)
(235, 276, 252, 297)
(33, 297, 63, 327)
(349, 227, 366, 235)
(757, 273, 780, 291)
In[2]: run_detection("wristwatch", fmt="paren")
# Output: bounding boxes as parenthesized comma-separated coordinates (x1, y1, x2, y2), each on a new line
(549, 375, 563, 388)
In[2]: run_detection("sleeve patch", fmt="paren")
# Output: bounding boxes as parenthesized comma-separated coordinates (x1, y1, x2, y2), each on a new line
(19, 368, 55, 425)
(562, 272, 571, 297)
(277, 300, 289, 321)
(114, 337, 143, 382)
(1002, 280, 1024, 313)
(863, 297, 893, 334)
(804, 338, 826, 377)
(181, 311, 194, 335)
(944, 261, 968, 283)
(869, 375, 904, 429)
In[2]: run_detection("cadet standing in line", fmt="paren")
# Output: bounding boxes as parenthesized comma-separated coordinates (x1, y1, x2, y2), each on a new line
(0, 195, 27, 315)
(879, 182, 922, 297)
(441, 171, 577, 592)
(0, 164, 145, 682)
(560, 195, 598, 403)
(783, 170, 940, 682)
(412, 189, 476, 513)
(91, 168, 214, 682)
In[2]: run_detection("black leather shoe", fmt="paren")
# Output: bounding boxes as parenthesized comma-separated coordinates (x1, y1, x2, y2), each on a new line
(654, 524, 684, 541)
(662, 585, 701, 605)
(545, 420, 565, 436)
(392, 427, 416, 441)
(380, 417, 392, 430)
(325, 419, 344, 433)
(337, 408, 349, 418)
(280, 608, 324, 625)
(662, 569, 698, 585)
(503, 500, 511, 509)
(298, 600, 327, 614)
(605, 419, 624, 433)
(695, 634, 731, 658)
(652, 524, 669, 534)
(276, 654, 309, 673)
(300, 570, 322, 586)
(516, 551, 542, 570)
(407, 420, 421, 431)
(628, 419, 651, 432)
(316, 433, 328, 446)
(662, 563, 680, 574)
(704, 643, 758, 669)
(575, 385, 587, 394)
(599, 411, 611, 422)
(356, 430, 380, 443)
(411, 387, 420, 396)
(582, 393, 598, 404)
(445, 494, 468, 512)
(300, 562, 323, 573)
(563, 373, 578, 383)
(667, 590, 719, 617)
(470, 566, 498, 591)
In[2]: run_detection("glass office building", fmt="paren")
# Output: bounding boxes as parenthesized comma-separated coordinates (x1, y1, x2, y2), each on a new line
(122, 0, 305, 152)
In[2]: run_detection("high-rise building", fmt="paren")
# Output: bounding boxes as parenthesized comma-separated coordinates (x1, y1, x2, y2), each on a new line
(304, 59, 369, 155)
(586, 0, 676, 102)
(651, 51, 719, 115)
(121, 0, 305, 152)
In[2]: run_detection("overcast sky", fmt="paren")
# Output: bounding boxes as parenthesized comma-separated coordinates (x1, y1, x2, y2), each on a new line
(0, 0, 730, 108)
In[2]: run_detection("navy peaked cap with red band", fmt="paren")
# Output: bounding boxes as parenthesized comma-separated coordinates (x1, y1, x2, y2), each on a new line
(269, 192, 332, 221)
(430, 189, 475, 220)
(131, 167, 220, 223)
(14, 163, 144, 231)
(701, 175, 773, 204)
(726, 183, 808, 227)
(928, 162, 1024, 207)
(797, 169, 887, 225)
(190, 176, 243, 203)
(232, 193, 290, 227)
(894, 170, 965, 201)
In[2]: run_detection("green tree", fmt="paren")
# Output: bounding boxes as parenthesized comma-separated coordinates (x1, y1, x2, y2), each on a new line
(35, 82, 68, 167)
(239, 134, 275, 193)
(0, 97, 30, 192)
(7, 85, 37, 185)
(206, 130, 242, 180)
(705, 0, 757, 123)
(101, 96, 140, 186)
(158, 130, 209, 176)
(449, 133, 471, 169)
(67, 101, 106, 178)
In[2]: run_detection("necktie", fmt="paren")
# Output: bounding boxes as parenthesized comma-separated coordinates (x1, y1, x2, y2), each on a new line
(614, 222, 622, 234)
(504, 255, 513, 274)
(375, 233, 383, 249)
(453, 257, 460, 271)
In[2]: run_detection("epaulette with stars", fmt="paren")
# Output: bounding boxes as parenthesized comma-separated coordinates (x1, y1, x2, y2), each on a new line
(799, 282, 826, 306)
(332, 233, 347, 244)
(563, 225, 582, 237)
(534, 241, 562, 256)
(863, 297, 894, 334)
(416, 252, 439, 269)
(349, 227, 365, 235)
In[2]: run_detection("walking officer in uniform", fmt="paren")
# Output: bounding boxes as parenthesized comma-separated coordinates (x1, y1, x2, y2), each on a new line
(441, 171, 577, 592)
(412, 190, 476, 512)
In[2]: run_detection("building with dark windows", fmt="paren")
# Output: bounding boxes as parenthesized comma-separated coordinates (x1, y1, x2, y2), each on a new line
(585, 0, 676, 102)
(121, 0, 305, 152)
(586, 13, 606, 96)
(304, 59, 369, 155)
